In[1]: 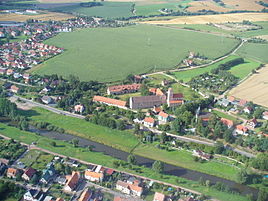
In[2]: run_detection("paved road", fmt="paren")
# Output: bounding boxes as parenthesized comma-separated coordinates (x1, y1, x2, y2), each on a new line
(0, 78, 36, 88)
(13, 95, 85, 119)
(11, 95, 256, 158)
(145, 39, 245, 77)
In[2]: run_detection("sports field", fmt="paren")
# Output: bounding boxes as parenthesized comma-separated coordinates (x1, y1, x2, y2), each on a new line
(32, 24, 239, 82)
(229, 65, 268, 108)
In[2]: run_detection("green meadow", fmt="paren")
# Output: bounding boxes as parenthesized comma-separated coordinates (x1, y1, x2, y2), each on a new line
(33, 24, 239, 82)
(19, 107, 240, 181)
(48, 2, 134, 19)
(172, 55, 260, 82)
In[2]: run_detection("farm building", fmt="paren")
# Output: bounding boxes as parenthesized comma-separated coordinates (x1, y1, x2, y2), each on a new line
(107, 84, 141, 95)
(93, 96, 127, 109)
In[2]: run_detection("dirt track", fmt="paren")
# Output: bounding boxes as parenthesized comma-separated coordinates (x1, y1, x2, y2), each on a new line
(141, 13, 268, 24)
(229, 65, 268, 108)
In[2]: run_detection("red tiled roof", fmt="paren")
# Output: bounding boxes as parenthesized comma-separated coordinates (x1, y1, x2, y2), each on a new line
(85, 170, 103, 179)
(173, 93, 183, 99)
(169, 100, 183, 104)
(228, 96, 236, 102)
(149, 88, 157, 94)
(236, 125, 248, 132)
(158, 111, 169, 118)
(144, 117, 155, 123)
(93, 96, 126, 107)
(153, 192, 166, 201)
(66, 171, 79, 190)
(7, 168, 18, 176)
(239, 99, 247, 106)
(108, 84, 141, 93)
(221, 118, 234, 127)
(106, 168, 114, 175)
(156, 88, 164, 96)
(78, 189, 91, 201)
(24, 167, 36, 178)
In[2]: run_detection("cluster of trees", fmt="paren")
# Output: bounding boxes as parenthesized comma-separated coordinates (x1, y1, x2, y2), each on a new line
(90, 114, 125, 130)
(0, 181, 25, 201)
(0, 139, 26, 164)
(188, 58, 242, 93)
(212, 58, 244, 73)
(80, 2, 103, 7)
(258, 1, 268, 7)
(31, 121, 65, 133)
(38, 74, 104, 113)
(170, 96, 215, 135)
(0, 98, 29, 131)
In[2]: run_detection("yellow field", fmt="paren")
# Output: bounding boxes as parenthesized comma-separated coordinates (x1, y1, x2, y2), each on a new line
(0, 12, 74, 22)
(257, 35, 268, 40)
(141, 13, 268, 24)
(187, 0, 266, 12)
(229, 65, 268, 108)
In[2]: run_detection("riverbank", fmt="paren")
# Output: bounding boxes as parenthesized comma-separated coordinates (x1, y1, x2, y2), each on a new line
(0, 122, 253, 201)
(20, 107, 242, 181)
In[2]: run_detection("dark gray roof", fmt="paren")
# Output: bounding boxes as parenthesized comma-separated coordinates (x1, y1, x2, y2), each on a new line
(131, 95, 163, 103)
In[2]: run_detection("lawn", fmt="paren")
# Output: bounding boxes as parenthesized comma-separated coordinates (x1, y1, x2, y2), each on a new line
(236, 42, 268, 63)
(20, 107, 139, 152)
(47, 2, 134, 19)
(20, 149, 53, 170)
(212, 110, 241, 123)
(33, 24, 239, 82)
(228, 58, 261, 79)
(170, 82, 200, 100)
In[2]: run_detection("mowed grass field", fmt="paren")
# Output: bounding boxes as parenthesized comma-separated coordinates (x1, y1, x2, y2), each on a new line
(172, 55, 260, 82)
(33, 24, 239, 82)
(229, 65, 268, 108)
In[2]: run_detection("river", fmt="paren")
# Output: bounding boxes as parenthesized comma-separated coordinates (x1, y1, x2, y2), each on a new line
(27, 126, 258, 197)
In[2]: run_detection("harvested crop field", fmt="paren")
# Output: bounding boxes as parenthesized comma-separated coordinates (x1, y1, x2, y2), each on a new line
(187, 0, 266, 12)
(141, 13, 268, 24)
(229, 65, 268, 108)
(0, 12, 74, 22)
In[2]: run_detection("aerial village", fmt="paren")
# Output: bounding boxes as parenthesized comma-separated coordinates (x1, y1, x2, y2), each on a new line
(0, 6, 267, 201)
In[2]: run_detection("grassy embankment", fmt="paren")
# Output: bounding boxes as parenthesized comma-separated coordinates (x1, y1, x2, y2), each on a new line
(0, 122, 251, 201)
(19, 107, 241, 182)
